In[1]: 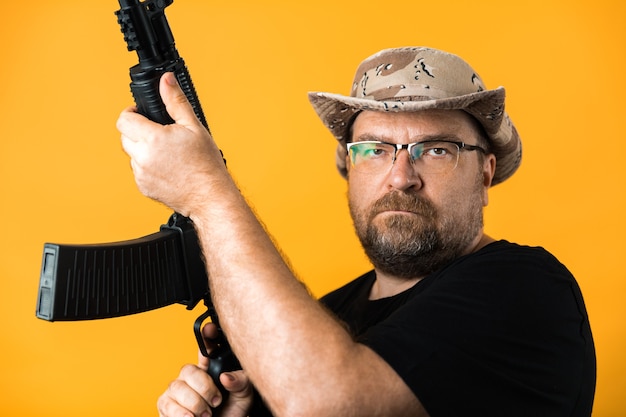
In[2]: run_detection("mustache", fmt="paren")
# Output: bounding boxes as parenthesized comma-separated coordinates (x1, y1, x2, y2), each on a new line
(368, 192, 437, 220)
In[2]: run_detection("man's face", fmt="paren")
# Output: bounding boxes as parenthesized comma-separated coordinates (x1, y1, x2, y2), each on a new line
(347, 109, 496, 279)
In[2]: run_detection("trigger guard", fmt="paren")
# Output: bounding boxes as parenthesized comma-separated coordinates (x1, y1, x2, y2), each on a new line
(193, 308, 212, 358)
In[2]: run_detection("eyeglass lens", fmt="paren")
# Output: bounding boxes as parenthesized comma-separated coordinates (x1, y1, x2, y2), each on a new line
(348, 141, 460, 174)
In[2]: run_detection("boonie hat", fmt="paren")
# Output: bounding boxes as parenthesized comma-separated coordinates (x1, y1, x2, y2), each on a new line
(308, 47, 522, 185)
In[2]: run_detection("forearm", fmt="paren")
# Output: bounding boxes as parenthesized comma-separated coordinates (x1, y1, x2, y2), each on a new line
(189, 182, 347, 412)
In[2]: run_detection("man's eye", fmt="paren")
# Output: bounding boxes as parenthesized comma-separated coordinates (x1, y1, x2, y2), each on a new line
(421, 143, 456, 158)
(426, 147, 448, 156)
(362, 146, 388, 158)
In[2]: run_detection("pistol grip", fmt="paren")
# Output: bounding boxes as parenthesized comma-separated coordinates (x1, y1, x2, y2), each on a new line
(194, 307, 242, 398)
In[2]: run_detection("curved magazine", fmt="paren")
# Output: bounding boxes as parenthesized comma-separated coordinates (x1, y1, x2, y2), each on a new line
(36, 216, 208, 321)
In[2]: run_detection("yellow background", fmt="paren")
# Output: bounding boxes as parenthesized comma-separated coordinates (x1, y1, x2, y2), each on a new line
(1, 0, 624, 415)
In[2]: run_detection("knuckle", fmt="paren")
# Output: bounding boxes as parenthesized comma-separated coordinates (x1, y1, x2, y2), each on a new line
(177, 364, 213, 397)
(157, 389, 183, 417)
(179, 363, 198, 379)
(168, 377, 182, 391)
(144, 129, 159, 145)
(156, 394, 168, 415)
(166, 379, 207, 414)
(174, 92, 189, 106)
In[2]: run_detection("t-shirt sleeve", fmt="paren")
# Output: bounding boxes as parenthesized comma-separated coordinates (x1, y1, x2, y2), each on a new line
(359, 244, 595, 417)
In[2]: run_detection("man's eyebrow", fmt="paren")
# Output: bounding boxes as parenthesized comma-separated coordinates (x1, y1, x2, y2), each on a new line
(352, 133, 462, 143)
(415, 134, 462, 142)
(352, 133, 383, 142)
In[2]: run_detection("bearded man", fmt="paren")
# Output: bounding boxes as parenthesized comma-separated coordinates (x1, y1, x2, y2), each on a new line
(118, 47, 596, 417)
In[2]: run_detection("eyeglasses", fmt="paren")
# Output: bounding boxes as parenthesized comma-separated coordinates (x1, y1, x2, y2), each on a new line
(346, 140, 487, 175)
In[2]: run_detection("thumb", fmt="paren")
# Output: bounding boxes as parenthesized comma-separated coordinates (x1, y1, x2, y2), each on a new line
(160, 72, 201, 127)
(220, 371, 253, 398)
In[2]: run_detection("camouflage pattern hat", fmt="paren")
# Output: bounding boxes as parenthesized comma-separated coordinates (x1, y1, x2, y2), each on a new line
(308, 47, 522, 185)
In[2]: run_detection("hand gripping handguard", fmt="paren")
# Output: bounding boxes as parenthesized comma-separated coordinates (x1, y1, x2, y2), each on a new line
(35, 0, 240, 399)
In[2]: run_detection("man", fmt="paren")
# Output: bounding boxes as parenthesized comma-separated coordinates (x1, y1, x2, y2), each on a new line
(117, 47, 596, 416)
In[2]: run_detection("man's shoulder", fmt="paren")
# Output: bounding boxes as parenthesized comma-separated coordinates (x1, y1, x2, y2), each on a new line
(439, 239, 576, 292)
(476, 239, 550, 255)
(466, 239, 566, 270)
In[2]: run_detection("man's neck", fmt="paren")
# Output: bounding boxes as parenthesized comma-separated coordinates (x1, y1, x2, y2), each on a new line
(369, 233, 495, 300)
(369, 274, 421, 300)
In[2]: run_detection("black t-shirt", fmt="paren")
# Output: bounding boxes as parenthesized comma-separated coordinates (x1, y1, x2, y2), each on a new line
(320, 240, 596, 417)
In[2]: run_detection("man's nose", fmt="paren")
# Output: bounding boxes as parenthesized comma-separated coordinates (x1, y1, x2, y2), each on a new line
(387, 149, 421, 191)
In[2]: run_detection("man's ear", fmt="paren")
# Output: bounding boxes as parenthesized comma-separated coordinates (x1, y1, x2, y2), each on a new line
(482, 154, 497, 206)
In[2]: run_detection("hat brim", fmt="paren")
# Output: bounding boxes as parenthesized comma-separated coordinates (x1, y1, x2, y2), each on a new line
(308, 87, 521, 186)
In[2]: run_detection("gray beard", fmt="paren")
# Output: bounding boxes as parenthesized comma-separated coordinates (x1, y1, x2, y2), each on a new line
(350, 189, 484, 279)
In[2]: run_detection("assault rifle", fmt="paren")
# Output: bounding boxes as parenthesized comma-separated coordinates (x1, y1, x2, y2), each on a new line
(35, 0, 240, 396)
